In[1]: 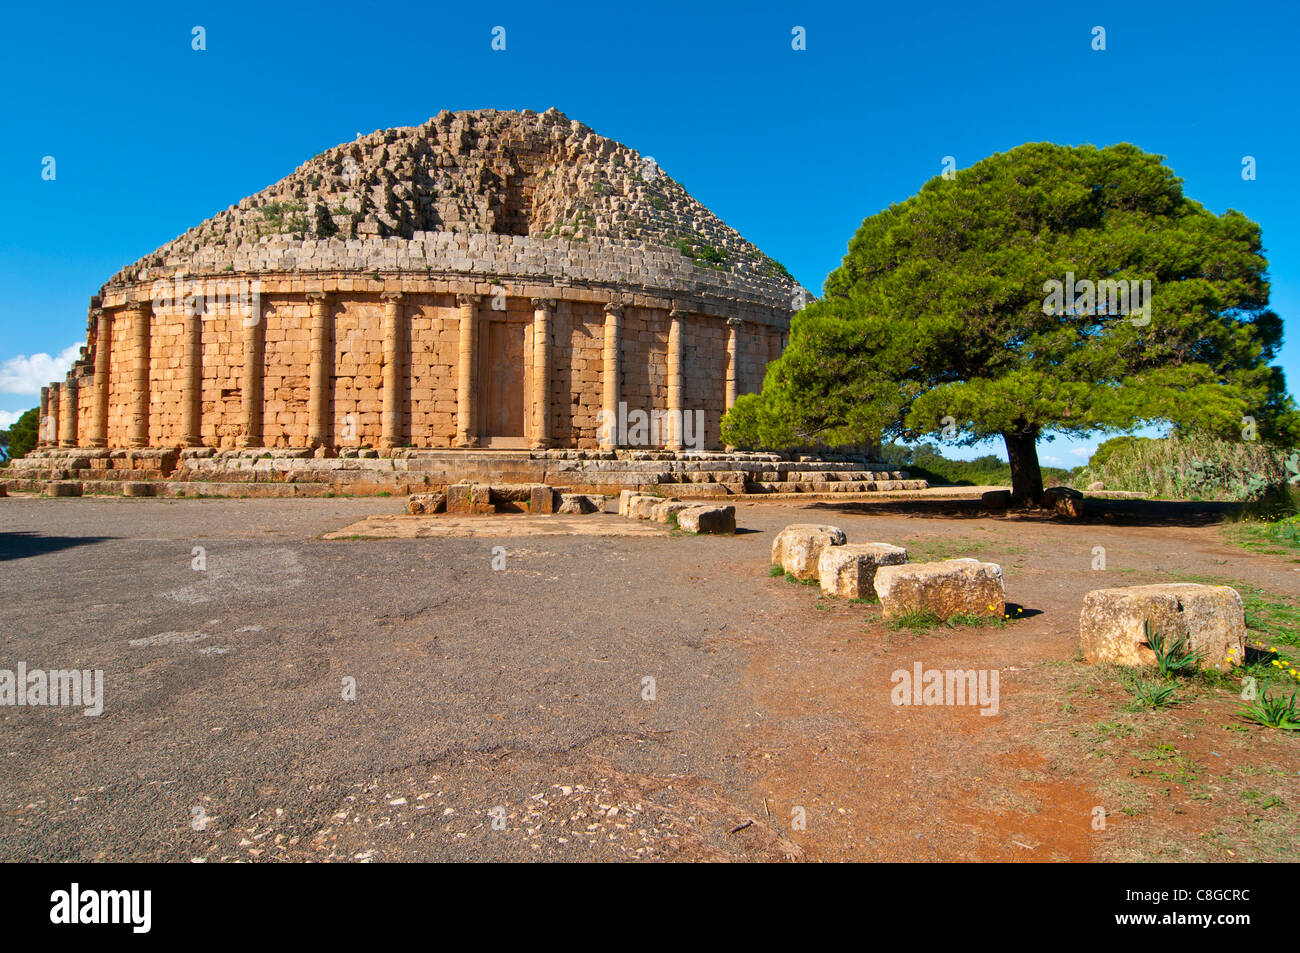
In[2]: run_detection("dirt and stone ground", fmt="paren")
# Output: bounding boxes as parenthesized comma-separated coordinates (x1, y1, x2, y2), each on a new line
(1, 494, 1297, 862)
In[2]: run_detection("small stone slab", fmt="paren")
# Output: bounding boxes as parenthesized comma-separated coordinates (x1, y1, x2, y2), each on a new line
(873, 558, 1005, 621)
(818, 543, 908, 598)
(772, 524, 847, 581)
(122, 482, 154, 498)
(1080, 583, 1245, 671)
(677, 504, 735, 534)
(981, 490, 1012, 509)
(46, 481, 83, 498)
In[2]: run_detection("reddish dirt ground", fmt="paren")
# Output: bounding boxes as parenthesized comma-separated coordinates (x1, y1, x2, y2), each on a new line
(727, 499, 1300, 862)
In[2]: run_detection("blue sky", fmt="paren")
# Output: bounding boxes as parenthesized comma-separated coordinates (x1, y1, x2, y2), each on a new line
(2, 0, 1296, 467)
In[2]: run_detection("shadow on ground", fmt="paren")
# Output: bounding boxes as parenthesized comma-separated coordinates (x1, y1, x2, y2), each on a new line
(0, 531, 115, 561)
(807, 497, 1240, 529)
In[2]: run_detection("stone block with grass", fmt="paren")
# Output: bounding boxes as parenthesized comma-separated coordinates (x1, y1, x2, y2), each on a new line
(1079, 583, 1245, 671)
(873, 558, 1005, 621)
(818, 543, 908, 599)
(677, 504, 735, 534)
(772, 524, 847, 581)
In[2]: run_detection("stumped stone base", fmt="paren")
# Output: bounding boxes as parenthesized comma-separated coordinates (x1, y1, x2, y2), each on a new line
(873, 558, 1006, 621)
(1079, 583, 1245, 671)
(772, 524, 847, 581)
(818, 543, 908, 599)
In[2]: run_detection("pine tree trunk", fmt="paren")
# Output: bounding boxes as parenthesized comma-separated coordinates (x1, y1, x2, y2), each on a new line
(1002, 428, 1044, 506)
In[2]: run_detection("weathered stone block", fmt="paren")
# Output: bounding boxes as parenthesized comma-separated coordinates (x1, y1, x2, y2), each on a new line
(617, 489, 641, 517)
(122, 482, 154, 497)
(627, 495, 662, 520)
(650, 499, 695, 523)
(445, 482, 493, 515)
(528, 484, 557, 514)
(407, 491, 446, 514)
(818, 543, 908, 599)
(677, 504, 735, 534)
(46, 481, 83, 498)
(1079, 584, 1245, 671)
(557, 493, 600, 514)
(873, 558, 1005, 621)
(772, 524, 847, 580)
(981, 490, 1012, 509)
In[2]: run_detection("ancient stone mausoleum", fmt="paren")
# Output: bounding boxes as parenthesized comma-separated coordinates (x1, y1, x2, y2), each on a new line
(37, 108, 804, 456)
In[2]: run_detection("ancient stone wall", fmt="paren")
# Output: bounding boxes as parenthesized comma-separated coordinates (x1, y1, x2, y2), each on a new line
(48, 281, 781, 453)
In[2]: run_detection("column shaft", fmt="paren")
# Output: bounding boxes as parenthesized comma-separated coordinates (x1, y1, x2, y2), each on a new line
(181, 305, 203, 446)
(59, 378, 78, 447)
(725, 317, 742, 411)
(90, 310, 111, 447)
(239, 302, 264, 448)
(129, 305, 151, 448)
(307, 293, 331, 449)
(47, 384, 60, 447)
(455, 293, 478, 447)
(666, 309, 685, 450)
(381, 293, 404, 450)
(38, 387, 50, 447)
(530, 299, 553, 450)
(601, 302, 623, 448)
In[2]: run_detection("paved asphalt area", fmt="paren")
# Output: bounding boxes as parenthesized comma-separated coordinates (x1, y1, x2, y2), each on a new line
(1, 497, 801, 862)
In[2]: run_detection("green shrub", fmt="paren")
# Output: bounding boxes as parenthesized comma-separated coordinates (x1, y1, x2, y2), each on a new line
(1077, 433, 1292, 501)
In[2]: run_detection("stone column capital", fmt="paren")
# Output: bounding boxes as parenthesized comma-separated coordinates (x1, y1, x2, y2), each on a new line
(380, 291, 404, 303)
(531, 297, 557, 311)
(727, 316, 745, 328)
(669, 308, 689, 320)
(456, 292, 479, 308)
(604, 299, 626, 317)
(305, 291, 329, 304)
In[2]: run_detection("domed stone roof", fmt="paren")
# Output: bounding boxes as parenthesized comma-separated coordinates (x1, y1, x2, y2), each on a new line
(103, 108, 805, 316)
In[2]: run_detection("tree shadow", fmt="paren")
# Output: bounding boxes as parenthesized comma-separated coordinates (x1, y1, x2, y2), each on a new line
(805, 497, 1244, 529)
(0, 532, 115, 562)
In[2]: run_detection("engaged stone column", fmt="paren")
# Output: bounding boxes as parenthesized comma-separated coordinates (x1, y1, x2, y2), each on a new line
(531, 298, 554, 450)
(725, 317, 743, 411)
(181, 300, 203, 446)
(455, 293, 479, 448)
(380, 292, 404, 451)
(307, 292, 331, 450)
(239, 300, 264, 448)
(128, 303, 151, 448)
(600, 301, 623, 449)
(59, 378, 78, 447)
(38, 386, 50, 447)
(666, 308, 686, 450)
(47, 384, 60, 446)
(90, 309, 111, 447)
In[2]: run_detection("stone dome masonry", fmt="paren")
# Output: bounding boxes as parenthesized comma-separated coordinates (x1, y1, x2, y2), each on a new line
(39, 107, 811, 456)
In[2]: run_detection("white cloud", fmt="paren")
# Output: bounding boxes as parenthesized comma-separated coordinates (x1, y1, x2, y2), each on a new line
(0, 409, 25, 427)
(0, 343, 82, 396)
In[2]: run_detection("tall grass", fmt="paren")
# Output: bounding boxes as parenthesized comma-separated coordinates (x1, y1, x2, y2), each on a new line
(1075, 434, 1294, 502)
